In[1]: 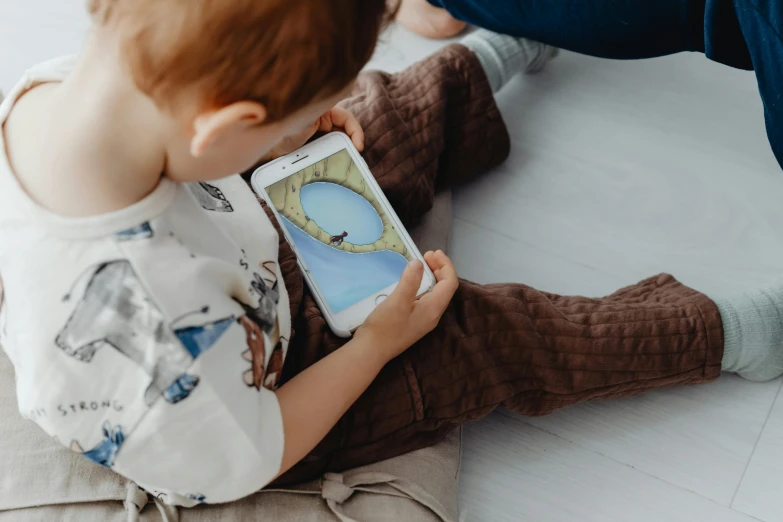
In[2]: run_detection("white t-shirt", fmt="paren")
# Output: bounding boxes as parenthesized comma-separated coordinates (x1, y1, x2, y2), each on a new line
(0, 57, 292, 506)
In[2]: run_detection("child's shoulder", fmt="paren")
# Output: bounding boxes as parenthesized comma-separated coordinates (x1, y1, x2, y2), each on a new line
(0, 56, 78, 220)
(22, 55, 79, 82)
(0, 56, 77, 118)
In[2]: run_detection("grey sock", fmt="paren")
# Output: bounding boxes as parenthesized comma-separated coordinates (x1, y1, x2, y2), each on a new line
(462, 29, 559, 93)
(716, 286, 783, 382)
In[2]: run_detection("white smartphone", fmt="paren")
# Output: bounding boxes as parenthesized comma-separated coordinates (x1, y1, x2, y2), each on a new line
(251, 132, 436, 338)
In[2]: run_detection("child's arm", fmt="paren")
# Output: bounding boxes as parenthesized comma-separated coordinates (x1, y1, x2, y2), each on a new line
(275, 250, 458, 477)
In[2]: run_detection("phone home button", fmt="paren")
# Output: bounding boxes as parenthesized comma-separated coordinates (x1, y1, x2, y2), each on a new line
(375, 294, 388, 306)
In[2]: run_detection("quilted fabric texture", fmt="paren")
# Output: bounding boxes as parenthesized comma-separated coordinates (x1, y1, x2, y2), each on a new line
(273, 44, 726, 485)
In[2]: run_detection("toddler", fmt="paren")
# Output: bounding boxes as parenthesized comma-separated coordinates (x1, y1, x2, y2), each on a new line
(1, 0, 780, 507)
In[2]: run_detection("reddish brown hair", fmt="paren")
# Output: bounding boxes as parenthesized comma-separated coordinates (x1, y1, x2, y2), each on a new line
(88, 0, 396, 121)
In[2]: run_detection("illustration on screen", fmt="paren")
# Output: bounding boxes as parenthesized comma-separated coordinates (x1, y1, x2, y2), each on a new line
(267, 150, 412, 313)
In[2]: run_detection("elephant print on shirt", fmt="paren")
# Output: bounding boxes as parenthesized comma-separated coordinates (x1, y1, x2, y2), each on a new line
(55, 261, 235, 405)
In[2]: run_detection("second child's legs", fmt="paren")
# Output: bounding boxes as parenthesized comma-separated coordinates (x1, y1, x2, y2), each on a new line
(426, 0, 783, 169)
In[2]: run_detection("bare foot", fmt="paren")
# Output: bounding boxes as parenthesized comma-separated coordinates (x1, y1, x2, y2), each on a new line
(395, 0, 467, 39)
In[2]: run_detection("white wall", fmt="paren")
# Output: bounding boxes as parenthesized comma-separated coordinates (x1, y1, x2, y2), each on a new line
(1, 1, 90, 92)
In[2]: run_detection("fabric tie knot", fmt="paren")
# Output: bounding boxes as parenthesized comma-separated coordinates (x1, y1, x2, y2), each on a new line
(322, 473, 355, 503)
(125, 483, 180, 522)
(125, 482, 149, 516)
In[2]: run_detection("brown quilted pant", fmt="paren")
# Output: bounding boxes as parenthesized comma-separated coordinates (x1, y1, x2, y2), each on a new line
(269, 44, 725, 485)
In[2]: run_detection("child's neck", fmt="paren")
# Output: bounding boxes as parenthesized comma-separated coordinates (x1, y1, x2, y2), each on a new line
(4, 31, 171, 217)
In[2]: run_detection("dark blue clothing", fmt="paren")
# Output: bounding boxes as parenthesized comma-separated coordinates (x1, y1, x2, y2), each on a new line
(429, 0, 783, 167)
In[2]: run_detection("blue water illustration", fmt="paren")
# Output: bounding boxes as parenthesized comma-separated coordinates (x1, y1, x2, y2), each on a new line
(282, 183, 407, 313)
(300, 182, 383, 245)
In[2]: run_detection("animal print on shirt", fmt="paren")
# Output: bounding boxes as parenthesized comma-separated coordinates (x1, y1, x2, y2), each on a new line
(189, 183, 234, 212)
(55, 261, 234, 405)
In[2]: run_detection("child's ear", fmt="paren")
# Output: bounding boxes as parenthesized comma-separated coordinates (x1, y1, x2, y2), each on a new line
(190, 101, 268, 157)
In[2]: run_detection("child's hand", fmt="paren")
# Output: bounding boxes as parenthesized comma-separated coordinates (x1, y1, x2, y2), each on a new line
(317, 107, 364, 152)
(275, 251, 455, 478)
(275, 250, 455, 479)
(356, 250, 459, 363)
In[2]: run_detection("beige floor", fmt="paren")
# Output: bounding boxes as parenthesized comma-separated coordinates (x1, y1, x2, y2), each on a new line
(4, 3, 783, 521)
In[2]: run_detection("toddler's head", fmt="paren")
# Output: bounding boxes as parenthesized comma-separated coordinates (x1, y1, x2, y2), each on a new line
(88, 0, 393, 181)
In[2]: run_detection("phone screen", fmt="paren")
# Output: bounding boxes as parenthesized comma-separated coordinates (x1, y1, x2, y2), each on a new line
(266, 149, 413, 314)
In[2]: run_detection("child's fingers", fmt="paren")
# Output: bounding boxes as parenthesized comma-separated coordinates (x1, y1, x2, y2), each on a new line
(329, 108, 365, 151)
(433, 256, 458, 291)
(423, 249, 443, 270)
(422, 250, 457, 287)
(425, 250, 456, 281)
(389, 260, 424, 306)
(418, 252, 458, 311)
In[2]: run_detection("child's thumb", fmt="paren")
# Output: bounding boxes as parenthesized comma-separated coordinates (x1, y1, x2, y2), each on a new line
(392, 260, 423, 304)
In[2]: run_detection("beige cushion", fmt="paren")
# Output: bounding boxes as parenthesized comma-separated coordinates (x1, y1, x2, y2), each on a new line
(0, 192, 458, 522)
